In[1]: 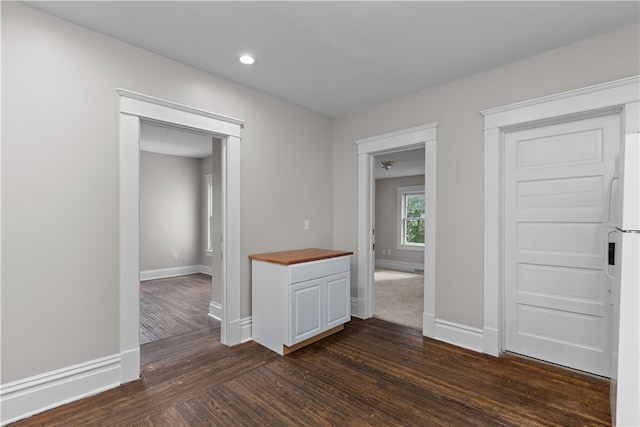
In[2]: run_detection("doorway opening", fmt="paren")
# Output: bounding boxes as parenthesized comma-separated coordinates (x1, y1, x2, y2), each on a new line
(355, 123, 437, 338)
(373, 148, 426, 330)
(138, 122, 220, 346)
(118, 89, 243, 383)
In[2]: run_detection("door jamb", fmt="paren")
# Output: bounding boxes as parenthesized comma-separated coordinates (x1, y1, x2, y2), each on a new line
(480, 76, 640, 356)
(117, 89, 244, 383)
(355, 123, 437, 338)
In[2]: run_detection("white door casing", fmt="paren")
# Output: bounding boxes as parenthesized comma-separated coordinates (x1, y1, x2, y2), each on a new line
(504, 114, 619, 376)
(481, 76, 640, 359)
(355, 123, 437, 338)
(118, 90, 243, 383)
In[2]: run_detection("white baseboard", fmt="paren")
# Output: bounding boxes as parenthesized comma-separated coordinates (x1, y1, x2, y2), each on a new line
(0, 354, 121, 426)
(375, 259, 424, 274)
(240, 317, 252, 344)
(208, 300, 222, 321)
(434, 319, 484, 353)
(140, 265, 211, 281)
(199, 264, 212, 276)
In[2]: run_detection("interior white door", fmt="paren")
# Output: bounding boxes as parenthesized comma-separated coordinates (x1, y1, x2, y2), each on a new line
(504, 113, 620, 377)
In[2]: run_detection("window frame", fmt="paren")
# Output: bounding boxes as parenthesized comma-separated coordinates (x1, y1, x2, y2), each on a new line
(397, 185, 425, 251)
(205, 173, 213, 256)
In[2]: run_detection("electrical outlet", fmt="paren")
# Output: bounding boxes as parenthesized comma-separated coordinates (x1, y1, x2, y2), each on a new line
(173, 252, 178, 260)
(304, 220, 310, 230)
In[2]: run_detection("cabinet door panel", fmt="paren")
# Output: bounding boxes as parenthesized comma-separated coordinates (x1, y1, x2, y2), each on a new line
(289, 280, 323, 345)
(326, 273, 350, 329)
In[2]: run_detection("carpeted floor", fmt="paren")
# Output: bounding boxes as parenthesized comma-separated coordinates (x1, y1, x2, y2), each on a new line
(374, 269, 423, 330)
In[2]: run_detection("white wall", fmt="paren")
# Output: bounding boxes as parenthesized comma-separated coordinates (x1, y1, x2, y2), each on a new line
(333, 24, 640, 329)
(375, 175, 425, 266)
(1, 2, 333, 383)
(139, 152, 202, 271)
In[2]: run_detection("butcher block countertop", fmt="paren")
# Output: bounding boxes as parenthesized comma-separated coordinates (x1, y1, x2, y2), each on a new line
(249, 248, 353, 265)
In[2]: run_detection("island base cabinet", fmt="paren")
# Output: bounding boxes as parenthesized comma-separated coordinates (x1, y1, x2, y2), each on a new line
(289, 279, 323, 344)
(326, 273, 350, 329)
(250, 252, 352, 355)
(289, 272, 350, 346)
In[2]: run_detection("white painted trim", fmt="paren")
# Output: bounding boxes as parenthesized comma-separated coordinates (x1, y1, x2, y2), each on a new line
(434, 319, 484, 353)
(221, 136, 242, 345)
(482, 76, 640, 358)
(481, 76, 640, 129)
(483, 327, 500, 357)
(140, 265, 206, 281)
(239, 317, 253, 344)
(119, 112, 141, 383)
(119, 348, 139, 386)
(356, 123, 438, 153)
(423, 312, 436, 338)
(397, 185, 425, 248)
(117, 89, 244, 131)
(395, 244, 424, 252)
(375, 259, 424, 273)
(118, 90, 244, 386)
(209, 301, 223, 321)
(0, 355, 121, 426)
(351, 297, 363, 319)
(357, 152, 375, 319)
(356, 123, 437, 339)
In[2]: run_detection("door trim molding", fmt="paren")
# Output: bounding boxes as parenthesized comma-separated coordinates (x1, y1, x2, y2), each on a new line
(480, 75, 640, 356)
(118, 89, 244, 383)
(355, 123, 437, 338)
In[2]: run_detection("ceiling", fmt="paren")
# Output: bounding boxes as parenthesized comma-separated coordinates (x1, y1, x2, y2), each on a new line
(375, 149, 425, 180)
(140, 122, 213, 158)
(24, 1, 639, 118)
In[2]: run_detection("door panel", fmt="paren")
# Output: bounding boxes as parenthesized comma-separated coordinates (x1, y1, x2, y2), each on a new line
(289, 280, 323, 345)
(504, 114, 619, 377)
(326, 273, 350, 329)
(518, 264, 601, 301)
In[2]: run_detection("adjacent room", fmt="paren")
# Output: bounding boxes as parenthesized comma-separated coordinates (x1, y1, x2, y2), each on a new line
(374, 148, 426, 330)
(138, 123, 219, 346)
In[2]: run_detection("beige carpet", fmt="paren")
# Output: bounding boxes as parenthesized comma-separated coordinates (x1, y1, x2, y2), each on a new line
(374, 269, 423, 330)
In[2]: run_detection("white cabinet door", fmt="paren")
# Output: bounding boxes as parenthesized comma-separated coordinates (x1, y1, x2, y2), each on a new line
(326, 272, 350, 329)
(504, 113, 619, 377)
(289, 279, 323, 345)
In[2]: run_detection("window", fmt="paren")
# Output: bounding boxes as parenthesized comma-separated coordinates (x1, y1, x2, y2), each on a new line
(397, 185, 425, 250)
(205, 174, 213, 256)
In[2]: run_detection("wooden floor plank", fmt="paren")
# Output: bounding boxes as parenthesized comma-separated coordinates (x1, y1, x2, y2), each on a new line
(10, 282, 611, 426)
(140, 273, 212, 344)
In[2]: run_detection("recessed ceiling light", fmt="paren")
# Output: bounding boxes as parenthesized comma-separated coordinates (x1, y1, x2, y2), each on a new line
(239, 54, 255, 65)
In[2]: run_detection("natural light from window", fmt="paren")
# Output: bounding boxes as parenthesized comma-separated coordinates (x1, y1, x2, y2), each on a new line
(397, 185, 425, 250)
(205, 174, 213, 255)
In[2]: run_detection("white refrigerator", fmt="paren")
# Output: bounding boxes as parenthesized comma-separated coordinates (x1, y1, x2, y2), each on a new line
(608, 133, 640, 426)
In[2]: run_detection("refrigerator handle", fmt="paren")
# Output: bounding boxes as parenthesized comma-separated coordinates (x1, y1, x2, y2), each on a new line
(604, 230, 616, 282)
(606, 175, 619, 228)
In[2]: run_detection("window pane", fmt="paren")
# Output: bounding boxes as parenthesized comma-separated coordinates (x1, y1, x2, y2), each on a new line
(402, 193, 425, 245)
(405, 218, 425, 244)
(405, 194, 425, 218)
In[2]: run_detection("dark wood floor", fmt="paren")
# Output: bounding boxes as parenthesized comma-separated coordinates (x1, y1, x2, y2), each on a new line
(11, 314, 611, 426)
(140, 273, 212, 345)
